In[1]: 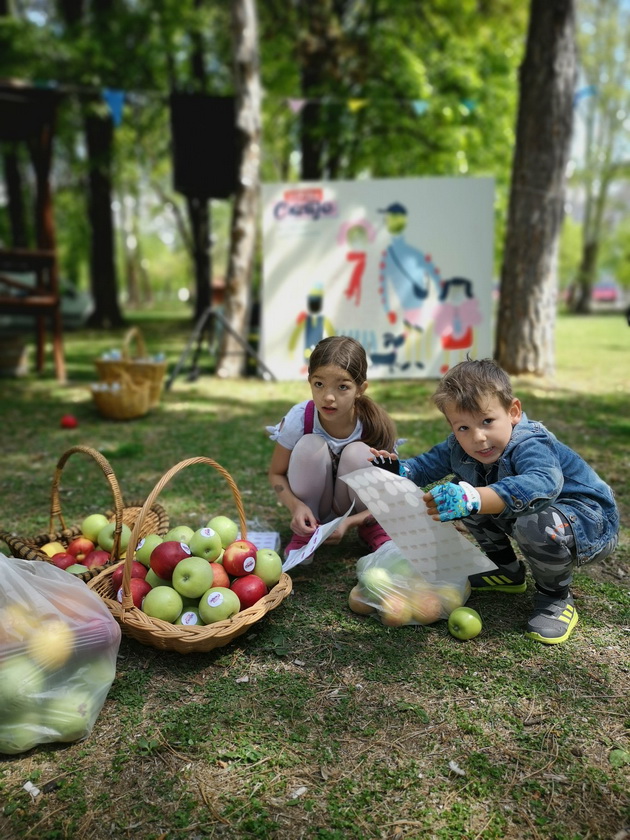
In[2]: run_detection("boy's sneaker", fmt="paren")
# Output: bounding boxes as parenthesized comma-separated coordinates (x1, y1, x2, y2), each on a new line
(283, 533, 314, 565)
(468, 561, 527, 593)
(358, 517, 392, 552)
(525, 592, 578, 645)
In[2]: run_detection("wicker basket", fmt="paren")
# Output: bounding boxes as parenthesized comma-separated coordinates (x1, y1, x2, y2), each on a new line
(91, 370, 151, 420)
(88, 456, 293, 653)
(0, 445, 170, 583)
(95, 327, 167, 409)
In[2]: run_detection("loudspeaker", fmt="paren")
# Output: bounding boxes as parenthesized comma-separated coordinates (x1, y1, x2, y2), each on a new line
(170, 93, 239, 199)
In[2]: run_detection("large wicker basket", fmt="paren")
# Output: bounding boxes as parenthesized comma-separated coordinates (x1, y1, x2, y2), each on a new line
(88, 456, 293, 653)
(0, 445, 169, 583)
(95, 327, 167, 409)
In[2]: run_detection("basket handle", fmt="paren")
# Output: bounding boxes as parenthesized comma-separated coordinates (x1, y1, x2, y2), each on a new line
(120, 457, 247, 612)
(48, 445, 124, 562)
(122, 327, 147, 361)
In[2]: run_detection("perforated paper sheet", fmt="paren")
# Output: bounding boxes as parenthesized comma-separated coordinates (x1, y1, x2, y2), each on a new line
(341, 467, 497, 582)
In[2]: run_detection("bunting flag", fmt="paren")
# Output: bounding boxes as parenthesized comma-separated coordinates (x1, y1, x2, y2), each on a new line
(573, 85, 597, 106)
(347, 98, 368, 113)
(287, 98, 307, 114)
(412, 100, 429, 115)
(103, 88, 125, 126)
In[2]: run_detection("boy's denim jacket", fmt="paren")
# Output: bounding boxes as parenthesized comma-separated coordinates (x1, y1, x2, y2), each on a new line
(400, 412, 619, 565)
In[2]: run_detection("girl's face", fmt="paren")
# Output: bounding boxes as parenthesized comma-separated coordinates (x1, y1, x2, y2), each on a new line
(308, 364, 366, 425)
(443, 396, 522, 465)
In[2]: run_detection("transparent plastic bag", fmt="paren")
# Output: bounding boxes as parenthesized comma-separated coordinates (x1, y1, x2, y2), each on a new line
(0, 553, 121, 754)
(349, 542, 471, 627)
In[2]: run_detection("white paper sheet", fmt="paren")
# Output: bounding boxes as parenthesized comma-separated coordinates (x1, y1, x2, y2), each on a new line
(282, 504, 355, 572)
(340, 468, 496, 582)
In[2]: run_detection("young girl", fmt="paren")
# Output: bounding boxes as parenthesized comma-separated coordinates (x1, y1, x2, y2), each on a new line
(268, 336, 398, 560)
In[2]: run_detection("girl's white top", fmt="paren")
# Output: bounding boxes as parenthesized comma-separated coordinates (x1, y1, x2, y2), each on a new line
(266, 400, 364, 456)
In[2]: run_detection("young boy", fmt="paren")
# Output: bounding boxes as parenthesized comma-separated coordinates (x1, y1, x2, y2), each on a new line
(370, 358, 619, 645)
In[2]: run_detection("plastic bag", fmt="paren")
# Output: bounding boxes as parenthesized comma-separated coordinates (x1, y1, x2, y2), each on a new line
(0, 553, 121, 754)
(348, 541, 471, 627)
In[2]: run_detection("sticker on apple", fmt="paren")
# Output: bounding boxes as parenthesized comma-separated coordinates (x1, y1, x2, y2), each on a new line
(207, 591, 224, 607)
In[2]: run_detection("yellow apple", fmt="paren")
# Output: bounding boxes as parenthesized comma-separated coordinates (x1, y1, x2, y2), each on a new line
(435, 584, 465, 616)
(41, 541, 66, 558)
(348, 584, 376, 615)
(26, 619, 75, 671)
(409, 588, 443, 625)
(0, 604, 39, 644)
(379, 593, 413, 627)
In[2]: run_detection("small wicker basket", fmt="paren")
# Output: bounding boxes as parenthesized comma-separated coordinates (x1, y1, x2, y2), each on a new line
(91, 370, 151, 420)
(95, 327, 167, 409)
(0, 445, 169, 583)
(88, 456, 293, 653)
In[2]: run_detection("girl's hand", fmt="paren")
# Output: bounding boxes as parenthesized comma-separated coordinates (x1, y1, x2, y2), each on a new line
(290, 504, 319, 537)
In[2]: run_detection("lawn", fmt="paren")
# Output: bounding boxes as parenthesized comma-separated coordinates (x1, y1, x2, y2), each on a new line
(0, 311, 628, 840)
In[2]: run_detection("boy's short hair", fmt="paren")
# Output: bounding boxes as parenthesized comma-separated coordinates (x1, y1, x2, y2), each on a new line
(433, 358, 515, 415)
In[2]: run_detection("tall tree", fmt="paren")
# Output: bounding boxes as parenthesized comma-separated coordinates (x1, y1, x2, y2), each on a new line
(216, 0, 261, 377)
(495, 0, 577, 376)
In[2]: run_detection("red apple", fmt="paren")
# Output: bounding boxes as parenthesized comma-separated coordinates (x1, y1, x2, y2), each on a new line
(209, 562, 230, 588)
(111, 560, 148, 591)
(117, 577, 152, 609)
(51, 552, 77, 570)
(149, 540, 192, 581)
(230, 574, 268, 610)
(80, 549, 111, 568)
(222, 539, 258, 577)
(67, 536, 95, 561)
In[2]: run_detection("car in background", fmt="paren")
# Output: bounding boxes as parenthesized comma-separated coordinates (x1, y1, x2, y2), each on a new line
(591, 280, 621, 304)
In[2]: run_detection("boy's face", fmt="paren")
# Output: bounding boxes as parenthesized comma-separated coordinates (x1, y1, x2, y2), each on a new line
(443, 396, 522, 465)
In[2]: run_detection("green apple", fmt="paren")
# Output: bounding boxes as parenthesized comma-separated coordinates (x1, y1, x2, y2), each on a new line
(198, 586, 241, 624)
(97, 521, 131, 554)
(172, 556, 215, 599)
(80, 513, 110, 543)
(253, 548, 283, 587)
(42, 689, 95, 742)
(0, 711, 44, 754)
(360, 567, 393, 599)
(207, 515, 239, 548)
(188, 527, 223, 562)
(164, 525, 195, 544)
(175, 606, 206, 626)
(0, 655, 45, 711)
(141, 586, 183, 623)
(134, 533, 163, 567)
(447, 606, 482, 640)
(76, 655, 116, 687)
(145, 568, 171, 588)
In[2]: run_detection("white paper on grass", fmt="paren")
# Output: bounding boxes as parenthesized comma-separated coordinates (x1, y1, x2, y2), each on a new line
(340, 467, 497, 582)
(238, 531, 281, 552)
(282, 503, 355, 572)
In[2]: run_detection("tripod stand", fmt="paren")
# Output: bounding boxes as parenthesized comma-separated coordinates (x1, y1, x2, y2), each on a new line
(165, 305, 276, 389)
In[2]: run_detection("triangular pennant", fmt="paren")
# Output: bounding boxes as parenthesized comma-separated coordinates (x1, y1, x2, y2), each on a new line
(103, 88, 125, 126)
(348, 99, 367, 113)
(287, 98, 307, 114)
(412, 100, 429, 116)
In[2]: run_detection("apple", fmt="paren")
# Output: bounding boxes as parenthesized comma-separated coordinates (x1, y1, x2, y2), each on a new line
(77, 655, 117, 687)
(379, 593, 413, 627)
(436, 583, 466, 616)
(111, 560, 148, 591)
(97, 522, 132, 554)
(448, 606, 482, 640)
(188, 527, 223, 562)
(0, 655, 45, 711)
(27, 619, 75, 671)
(0, 711, 45, 754)
(198, 586, 241, 624)
(207, 515, 239, 548)
(209, 562, 230, 588)
(348, 584, 375, 615)
(360, 567, 393, 600)
(42, 689, 94, 742)
(175, 606, 206, 626)
(230, 574, 268, 610)
(80, 549, 111, 569)
(117, 577, 152, 609)
(253, 548, 283, 587)
(80, 512, 110, 543)
(149, 540, 192, 581)
(0, 604, 38, 643)
(40, 540, 66, 558)
(172, 556, 215, 599)
(66, 564, 89, 575)
(66, 536, 95, 561)
(76, 617, 121, 654)
(134, 533, 163, 567)
(222, 539, 258, 577)
(141, 586, 183, 623)
(51, 551, 77, 570)
(164, 524, 195, 543)
(145, 568, 171, 588)
(409, 588, 443, 625)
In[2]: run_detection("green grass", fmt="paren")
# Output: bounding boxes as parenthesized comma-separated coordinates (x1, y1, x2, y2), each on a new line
(0, 311, 628, 840)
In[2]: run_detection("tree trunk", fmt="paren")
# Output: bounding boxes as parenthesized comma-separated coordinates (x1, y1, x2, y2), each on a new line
(216, 0, 261, 378)
(84, 106, 124, 328)
(2, 150, 28, 247)
(495, 0, 577, 376)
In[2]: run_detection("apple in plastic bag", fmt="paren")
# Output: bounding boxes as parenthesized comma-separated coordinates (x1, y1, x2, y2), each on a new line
(348, 584, 376, 615)
(42, 688, 95, 742)
(0, 656, 45, 712)
(380, 593, 413, 627)
(27, 619, 75, 671)
(409, 588, 443, 625)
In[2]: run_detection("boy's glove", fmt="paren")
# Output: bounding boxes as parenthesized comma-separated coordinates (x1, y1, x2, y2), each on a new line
(371, 455, 409, 476)
(429, 481, 481, 521)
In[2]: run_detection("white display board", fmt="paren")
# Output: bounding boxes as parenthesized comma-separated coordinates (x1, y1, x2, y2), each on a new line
(261, 177, 495, 380)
